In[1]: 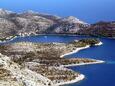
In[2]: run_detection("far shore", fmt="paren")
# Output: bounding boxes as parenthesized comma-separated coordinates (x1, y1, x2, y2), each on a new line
(0, 36, 18, 43)
(0, 33, 114, 44)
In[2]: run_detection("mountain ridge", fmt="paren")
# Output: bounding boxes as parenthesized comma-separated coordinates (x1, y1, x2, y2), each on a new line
(0, 9, 114, 39)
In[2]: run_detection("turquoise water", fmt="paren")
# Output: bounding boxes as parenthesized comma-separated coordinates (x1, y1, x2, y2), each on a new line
(1, 35, 115, 86)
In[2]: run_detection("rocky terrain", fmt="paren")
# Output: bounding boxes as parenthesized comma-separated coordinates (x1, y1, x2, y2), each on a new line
(78, 21, 115, 37)
(0, 38, 104, 86)
(0, 9, 114, 40)
(0, 8, 107, 86)
(0, 9, 115, 40)
(0, 53, 53, 86)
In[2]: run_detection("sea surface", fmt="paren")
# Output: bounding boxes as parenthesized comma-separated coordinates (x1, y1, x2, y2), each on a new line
(1, 35, 115, 86)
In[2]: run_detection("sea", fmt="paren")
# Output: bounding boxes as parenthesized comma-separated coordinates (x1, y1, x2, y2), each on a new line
(0, 0, 115, 86)
(1, 35, 115, 86)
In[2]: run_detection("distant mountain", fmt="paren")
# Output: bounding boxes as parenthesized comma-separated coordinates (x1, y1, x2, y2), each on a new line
(0, 8, 12, 17)
(78, 21, 115, 37)
(0, 9, 114, 38)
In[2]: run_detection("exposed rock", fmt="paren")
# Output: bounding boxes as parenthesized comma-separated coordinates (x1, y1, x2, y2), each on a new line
(61, 16, 88, 24)
(0, 9, 89, 38)
(0, 8, 12, 17)
(0, 39, 104, 86)
(78, 21, 115, 37)
(0, 9, 114, 39)
(0, 53, 53, 86)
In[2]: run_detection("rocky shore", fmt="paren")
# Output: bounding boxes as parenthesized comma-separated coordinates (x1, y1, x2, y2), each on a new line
(60, 59, 105, 67)
(55, 74, 85, 86)
(60, 45, 90, 58)
(0, 38, 105, 86)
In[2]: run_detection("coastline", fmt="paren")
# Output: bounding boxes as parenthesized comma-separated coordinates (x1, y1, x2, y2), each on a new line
(0, 36, 18, 44)
(55, 74, 85, 86)
(60, 60, 105, 67)
(0, 33, 114, 44)
(57, 41, 105, 86)
(0, 35, 105, 86)
(60, 41, 103, 58)
(95, 41, 103, 46)
(60, 45, 90, 58)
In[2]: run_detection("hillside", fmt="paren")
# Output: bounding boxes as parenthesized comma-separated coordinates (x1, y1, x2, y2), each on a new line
(78, 21, 115, 37)
(0, 9, 88, 38)
(0, 9, 114, 39)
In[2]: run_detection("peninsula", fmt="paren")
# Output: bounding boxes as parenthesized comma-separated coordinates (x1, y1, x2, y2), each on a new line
(0, 8, 109, 86)
(0, 38, 104, 86)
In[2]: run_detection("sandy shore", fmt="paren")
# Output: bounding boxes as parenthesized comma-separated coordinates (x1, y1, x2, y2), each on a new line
(55, 74, 85, 86)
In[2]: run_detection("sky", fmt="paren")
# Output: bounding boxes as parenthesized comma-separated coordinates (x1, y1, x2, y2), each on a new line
(0, 0, 115, 23)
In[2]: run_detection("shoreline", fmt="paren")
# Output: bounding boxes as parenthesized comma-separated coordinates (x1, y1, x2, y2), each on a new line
(60, 60, 105, 67)
(0, 33, 114, 44)
(60, 45, 90, 58)
(0, 36, 18, 44)
(95, 41, 103, 46)
(60, 41, 103, 58)
(0, 36, 105, 86)
(57, 41, 104, 86)
(55, 74, 85, 86)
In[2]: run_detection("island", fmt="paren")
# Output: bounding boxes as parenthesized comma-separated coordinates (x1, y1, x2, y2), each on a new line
(0, 38, 104, 86)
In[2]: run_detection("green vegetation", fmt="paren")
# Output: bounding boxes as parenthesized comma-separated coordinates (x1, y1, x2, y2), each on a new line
(79, 38, 99, 45)
(72, 38, 100, 47)
(0, 38, 7, 41)
(0, 35, 17, 42)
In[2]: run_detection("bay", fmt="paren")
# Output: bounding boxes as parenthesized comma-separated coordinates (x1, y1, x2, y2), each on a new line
(1, 35, 115, 86)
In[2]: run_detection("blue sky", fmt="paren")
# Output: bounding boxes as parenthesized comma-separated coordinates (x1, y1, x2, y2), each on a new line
(0, 0, 115, 23)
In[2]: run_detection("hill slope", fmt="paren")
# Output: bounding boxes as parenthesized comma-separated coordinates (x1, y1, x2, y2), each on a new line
(0, 9, 114, 38)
